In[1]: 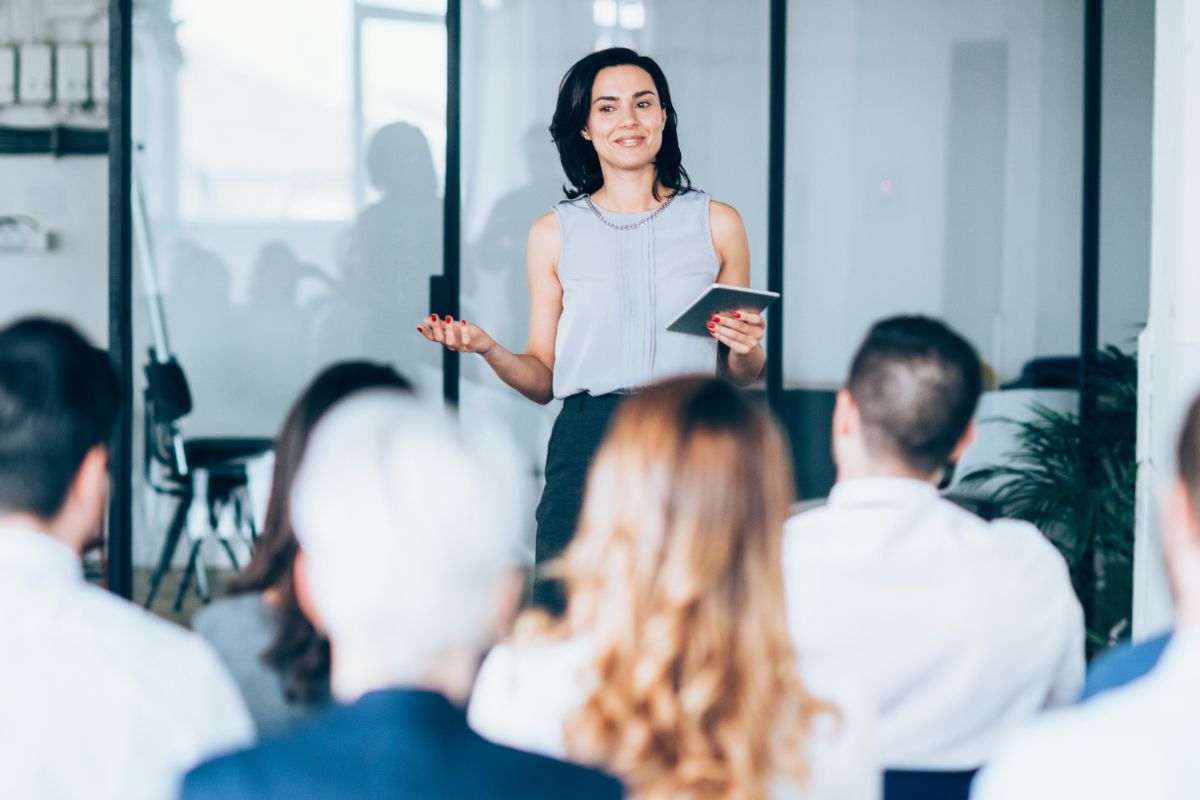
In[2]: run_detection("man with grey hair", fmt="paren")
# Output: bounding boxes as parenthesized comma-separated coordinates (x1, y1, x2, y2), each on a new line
(181, 392, 622, 799)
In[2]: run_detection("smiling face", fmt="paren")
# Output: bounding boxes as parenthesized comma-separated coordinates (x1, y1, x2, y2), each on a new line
(581, 64, 667, 172)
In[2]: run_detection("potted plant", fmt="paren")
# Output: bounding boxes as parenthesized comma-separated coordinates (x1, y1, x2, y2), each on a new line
(962, 347, 1137, 654)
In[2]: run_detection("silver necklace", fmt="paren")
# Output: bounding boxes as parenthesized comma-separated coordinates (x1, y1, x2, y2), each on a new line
(584, 192, 676, 231)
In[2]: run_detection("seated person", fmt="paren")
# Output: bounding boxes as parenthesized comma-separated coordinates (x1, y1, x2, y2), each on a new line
(784, 316, 1083, 770)
(470, 376, 878, 799)
(193, 361, 411, 733)
(182, 392, 622, 799)
(0, 318, 253, 800)
(973, 392, 1200, 799)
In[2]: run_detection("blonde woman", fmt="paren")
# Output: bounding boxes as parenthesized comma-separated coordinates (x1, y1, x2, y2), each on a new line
(469, 377, 878, 799)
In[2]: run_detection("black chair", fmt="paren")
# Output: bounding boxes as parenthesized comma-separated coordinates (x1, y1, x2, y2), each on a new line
(142, 357, 273, 611)
(883, 769, 979, 800)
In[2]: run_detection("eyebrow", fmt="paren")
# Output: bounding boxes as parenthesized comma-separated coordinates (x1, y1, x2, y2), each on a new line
(592, 90, 658, 105)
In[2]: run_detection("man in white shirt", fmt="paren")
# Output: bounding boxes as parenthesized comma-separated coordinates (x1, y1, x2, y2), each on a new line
(0, 318, 254, 800)
(784, 315, 1084, 770)
(972, 393, 1200, 800)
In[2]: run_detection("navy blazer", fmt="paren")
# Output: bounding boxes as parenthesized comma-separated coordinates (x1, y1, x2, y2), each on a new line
(181, 688, 623, 800)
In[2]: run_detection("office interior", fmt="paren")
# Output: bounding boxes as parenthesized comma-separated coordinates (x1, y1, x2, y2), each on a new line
(3, 0, 1193, 645)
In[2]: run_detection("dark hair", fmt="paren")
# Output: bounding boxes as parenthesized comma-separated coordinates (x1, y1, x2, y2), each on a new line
(1178, 394, 1200, 518)
(0, 318, 118, 518)
(846, 316, 983, 475)
(229, 361, 412, 704)
(550, 47, 691, 200)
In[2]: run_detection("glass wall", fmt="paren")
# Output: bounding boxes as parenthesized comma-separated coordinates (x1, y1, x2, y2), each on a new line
(782, 0, 1087, 496)
(131, 0, 448, 614)
(124, 0, 1116, 613)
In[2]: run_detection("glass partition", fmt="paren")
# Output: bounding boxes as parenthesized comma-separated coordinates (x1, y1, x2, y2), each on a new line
(131, 0, 446, 617)
(781, 0, 1086, 496)
(124, 0, 1101, 614)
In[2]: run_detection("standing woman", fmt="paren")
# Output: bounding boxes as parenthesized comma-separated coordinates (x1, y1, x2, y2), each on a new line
(418, 48, 766, 609)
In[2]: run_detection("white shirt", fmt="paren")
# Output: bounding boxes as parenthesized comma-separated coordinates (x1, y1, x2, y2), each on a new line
(468, 636, 881, 799)
(783, 478, 1084, 769)
(972, 630, 1200, 800)
(0, 524, 255, 800)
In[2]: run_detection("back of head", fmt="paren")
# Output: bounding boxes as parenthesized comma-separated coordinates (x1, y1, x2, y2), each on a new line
(233, 360, 413, 595)
(1177, 394, 1200, 526)
(290, 392, 526, 682)
(0, 318, 118, 520)
(561, 376, 823, 798)
(846, 315, 983, 475)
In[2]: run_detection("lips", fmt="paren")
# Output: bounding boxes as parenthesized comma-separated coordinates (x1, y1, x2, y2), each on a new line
(614, 136, 645, 147)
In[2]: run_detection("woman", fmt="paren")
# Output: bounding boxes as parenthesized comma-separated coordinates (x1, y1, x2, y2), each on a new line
(468, 377, 877, 799)
(418, 48, 767, 607)
(191, 361, 412, 733)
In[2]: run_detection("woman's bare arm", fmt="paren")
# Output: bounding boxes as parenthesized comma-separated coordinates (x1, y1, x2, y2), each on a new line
(420, 211, 561, 405)
(708, 200, 766, 386)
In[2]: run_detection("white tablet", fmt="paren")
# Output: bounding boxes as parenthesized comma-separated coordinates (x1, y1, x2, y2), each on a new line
(665, 284, 780, 337)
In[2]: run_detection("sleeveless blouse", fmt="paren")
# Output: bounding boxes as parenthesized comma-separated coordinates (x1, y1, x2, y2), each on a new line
(551, 189, 720, 399)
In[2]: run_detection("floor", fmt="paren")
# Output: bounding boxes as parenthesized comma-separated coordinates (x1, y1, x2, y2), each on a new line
(133, 567, 236, 627)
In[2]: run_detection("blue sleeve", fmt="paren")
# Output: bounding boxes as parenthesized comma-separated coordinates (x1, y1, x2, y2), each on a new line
(1081, 631, 1172, 701)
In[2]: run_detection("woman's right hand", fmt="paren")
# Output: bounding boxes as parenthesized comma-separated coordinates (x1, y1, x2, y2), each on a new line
(417, 314, 495, 356)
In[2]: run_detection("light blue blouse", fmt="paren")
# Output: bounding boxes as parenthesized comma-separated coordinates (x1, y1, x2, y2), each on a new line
(551, 189, 720, 399)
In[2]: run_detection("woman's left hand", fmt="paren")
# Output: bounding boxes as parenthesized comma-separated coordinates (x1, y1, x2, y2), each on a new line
(707, 310, 765, 355)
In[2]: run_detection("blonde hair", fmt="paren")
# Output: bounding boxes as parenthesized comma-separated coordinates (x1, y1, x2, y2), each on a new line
(544, 376, 833, 799)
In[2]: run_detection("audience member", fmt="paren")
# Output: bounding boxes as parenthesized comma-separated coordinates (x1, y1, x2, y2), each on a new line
(470, 376, 879, 799)
(192, 361, 411, 733)
(0, 318, 253, 800)
(783, 316, 1083, 770)
(182, 392, 622, 799)
(972, 392, 1200, 799)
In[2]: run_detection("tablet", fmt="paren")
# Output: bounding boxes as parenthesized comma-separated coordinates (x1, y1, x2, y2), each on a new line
(665, 284, 780, 337)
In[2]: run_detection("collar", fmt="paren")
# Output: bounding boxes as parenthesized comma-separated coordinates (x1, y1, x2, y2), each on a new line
(0, 522, 82, 584)
(351, 688, 467, 727)
(827, 476, 940, 508)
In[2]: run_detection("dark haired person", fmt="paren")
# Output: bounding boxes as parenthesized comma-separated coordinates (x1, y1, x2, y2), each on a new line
(0, 318, 252, 799)
(416, 48, 766, 609)
(192, 361, 411, 733)
(783, 316, 1084, 770)
(973, 392, 1200, 799)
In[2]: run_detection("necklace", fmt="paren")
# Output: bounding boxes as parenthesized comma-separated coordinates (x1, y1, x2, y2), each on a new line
(584, 192, 676, 231)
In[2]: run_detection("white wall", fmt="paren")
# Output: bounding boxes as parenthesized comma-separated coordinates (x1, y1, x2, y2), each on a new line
(1133, 0, 1200, 637)
(0, 0, 108, 341)
(0, 157, 108, 341)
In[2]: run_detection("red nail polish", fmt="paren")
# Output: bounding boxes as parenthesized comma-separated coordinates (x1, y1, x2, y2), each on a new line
(733, 312, 742, 319)
(461, 320, 466, 327)
(707, 322, 716, 330)
(711, 316, 720, 323)
(446, 316, 454, 322)
(431, 314, 438, 321)
(417, 326, 424, 333)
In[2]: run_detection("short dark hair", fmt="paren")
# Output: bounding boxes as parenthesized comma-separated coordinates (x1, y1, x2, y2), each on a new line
(846, 316, 983, 474)
(228, 360, 412, 704)
(0, 318, 119, 518)
(550, 47, 692, 201)
(1177, 393, 1200, 521)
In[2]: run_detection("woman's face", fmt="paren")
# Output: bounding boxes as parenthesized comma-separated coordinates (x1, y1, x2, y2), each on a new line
(582, 65, 667, 172)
